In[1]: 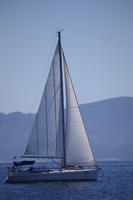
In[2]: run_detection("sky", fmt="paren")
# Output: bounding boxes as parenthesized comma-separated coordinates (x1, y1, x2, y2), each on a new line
(0, 0, 133, 113)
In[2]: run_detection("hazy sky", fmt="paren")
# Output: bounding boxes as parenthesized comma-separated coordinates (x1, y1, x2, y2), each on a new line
(0, 0, 133, 113)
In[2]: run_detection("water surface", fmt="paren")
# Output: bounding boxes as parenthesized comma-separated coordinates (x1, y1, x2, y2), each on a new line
(0, 161, 133, 200)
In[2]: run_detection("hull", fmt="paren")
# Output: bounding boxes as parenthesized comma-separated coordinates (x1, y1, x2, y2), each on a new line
(6, 168, 97, 183)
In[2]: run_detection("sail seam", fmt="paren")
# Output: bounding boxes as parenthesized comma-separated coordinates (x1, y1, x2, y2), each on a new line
(67, 107, 78, 108)
(47, 85, 60, 113)
(53, 60, 58, 157)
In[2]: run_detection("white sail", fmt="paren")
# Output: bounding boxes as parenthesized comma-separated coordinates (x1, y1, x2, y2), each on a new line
(24, 42, 64, 158)
(63, 53, 95, 166)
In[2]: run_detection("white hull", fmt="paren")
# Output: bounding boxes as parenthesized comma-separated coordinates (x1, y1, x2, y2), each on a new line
(6, 168, 97, 183)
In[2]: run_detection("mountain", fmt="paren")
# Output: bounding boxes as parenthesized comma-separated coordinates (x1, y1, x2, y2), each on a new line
(0, 112, 35, 163)
(80, 97, 133, 161)
(0, 97, 133, 162)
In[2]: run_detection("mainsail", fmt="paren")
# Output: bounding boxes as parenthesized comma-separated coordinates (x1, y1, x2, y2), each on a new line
(63, 53, 95, 166)
(25, 41, 64, 158)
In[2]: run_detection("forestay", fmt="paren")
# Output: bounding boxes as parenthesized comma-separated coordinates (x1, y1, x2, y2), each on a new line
(24, 42, 64, 158)
(63, 53, 95, 166)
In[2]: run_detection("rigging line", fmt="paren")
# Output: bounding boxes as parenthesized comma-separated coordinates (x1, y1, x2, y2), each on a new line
(29, 33, 57, 114)
(51, 158, 60, 166)
(36, 113, 39, 155)
(15, 33, 57, 158)
(21, 155, 63, 158)
(45, 88, 48, 156)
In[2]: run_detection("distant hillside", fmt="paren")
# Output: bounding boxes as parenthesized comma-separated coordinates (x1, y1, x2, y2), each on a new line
(0, 97, 133, 162)
(80, 97, 133, 161)
(0, 112, 35, 163)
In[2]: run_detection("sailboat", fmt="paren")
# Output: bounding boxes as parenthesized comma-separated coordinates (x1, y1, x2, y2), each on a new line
(6, 32, 98, 183)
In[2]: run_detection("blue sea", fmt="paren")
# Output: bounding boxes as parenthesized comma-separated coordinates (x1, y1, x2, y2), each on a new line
(0, 161, 133, 200)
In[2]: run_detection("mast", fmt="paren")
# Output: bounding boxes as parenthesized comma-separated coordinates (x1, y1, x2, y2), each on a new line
(58, 31, 66, 167)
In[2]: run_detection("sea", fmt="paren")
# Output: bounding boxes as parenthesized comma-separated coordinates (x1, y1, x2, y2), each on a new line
(0, 161, 133, 200)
